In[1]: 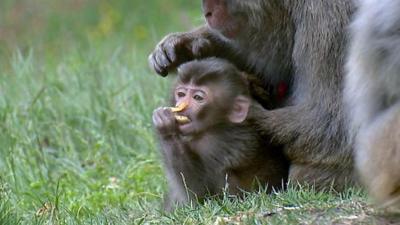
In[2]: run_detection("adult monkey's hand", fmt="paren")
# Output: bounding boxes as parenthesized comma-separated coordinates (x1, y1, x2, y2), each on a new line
(148, 26, 218, 77)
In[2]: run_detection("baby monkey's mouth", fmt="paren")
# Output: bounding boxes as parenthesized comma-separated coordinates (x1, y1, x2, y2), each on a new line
(175, 115, 191, 124)
(170, 102, 190, 124)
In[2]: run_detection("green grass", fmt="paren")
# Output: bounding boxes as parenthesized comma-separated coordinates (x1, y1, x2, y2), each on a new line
(0, 1, 398, 224)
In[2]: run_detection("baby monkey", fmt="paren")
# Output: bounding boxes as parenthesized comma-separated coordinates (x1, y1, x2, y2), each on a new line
(153, 58, 289, 211)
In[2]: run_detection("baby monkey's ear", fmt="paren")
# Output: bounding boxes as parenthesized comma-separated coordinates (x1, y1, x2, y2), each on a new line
(228, 95, 251, 123)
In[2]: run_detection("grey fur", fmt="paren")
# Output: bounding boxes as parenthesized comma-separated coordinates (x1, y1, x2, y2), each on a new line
(149, 0, 356, 191)
(345, 0, 400, 209)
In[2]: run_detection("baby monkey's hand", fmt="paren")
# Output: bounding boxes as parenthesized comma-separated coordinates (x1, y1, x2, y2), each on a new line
(153, 107, 179, 137)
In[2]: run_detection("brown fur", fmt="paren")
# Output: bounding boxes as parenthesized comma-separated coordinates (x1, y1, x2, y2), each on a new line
(153, 58, 288, 211)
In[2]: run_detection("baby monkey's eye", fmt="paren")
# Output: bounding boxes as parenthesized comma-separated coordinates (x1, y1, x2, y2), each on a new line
(177, 92, 186, 98)
(193, 95, 204, 101)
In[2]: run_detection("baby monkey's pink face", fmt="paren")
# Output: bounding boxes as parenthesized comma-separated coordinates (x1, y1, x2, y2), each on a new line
(173, 59, 253, 137)
(174, 80, 249, 136)
(174, 83, 217, 135)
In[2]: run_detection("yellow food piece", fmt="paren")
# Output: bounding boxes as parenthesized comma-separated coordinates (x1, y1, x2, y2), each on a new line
(175, 115, 190, 123)
(168, 102, 189, 123)
(170, 102, 188, 112)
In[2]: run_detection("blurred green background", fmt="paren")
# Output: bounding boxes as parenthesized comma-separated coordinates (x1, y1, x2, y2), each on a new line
(0, 0, 201, 62)
(0, 0, 202, 224)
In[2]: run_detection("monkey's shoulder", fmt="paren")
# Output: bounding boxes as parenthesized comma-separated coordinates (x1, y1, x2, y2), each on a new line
(190, 124, 265, 159)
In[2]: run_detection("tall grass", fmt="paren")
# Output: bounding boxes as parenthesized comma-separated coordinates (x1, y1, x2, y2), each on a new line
(0, 1, 202, 223)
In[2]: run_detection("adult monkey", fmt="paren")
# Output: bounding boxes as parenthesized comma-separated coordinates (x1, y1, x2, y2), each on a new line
(345, 0, 400, 209)
(149, 0, 356, 190)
